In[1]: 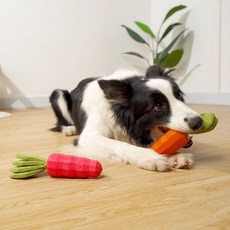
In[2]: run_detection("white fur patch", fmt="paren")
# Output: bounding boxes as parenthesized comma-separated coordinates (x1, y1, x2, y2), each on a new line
(101, 69, 142, 80)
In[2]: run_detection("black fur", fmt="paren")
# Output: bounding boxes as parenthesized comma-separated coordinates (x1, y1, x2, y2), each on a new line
(146, 65, 174, 79)
(50, 89, 72, 132)
(99, 77, 172, 146)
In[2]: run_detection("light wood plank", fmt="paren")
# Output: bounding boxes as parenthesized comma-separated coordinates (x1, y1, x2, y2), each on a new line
(0, 105, 230, 230)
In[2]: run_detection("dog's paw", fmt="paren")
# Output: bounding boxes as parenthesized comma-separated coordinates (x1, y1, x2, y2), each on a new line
(149, 158, 171, 172)
(168, 153, 194, 169)
(135, 151, 171, 172)
(61, 126, 77, 136)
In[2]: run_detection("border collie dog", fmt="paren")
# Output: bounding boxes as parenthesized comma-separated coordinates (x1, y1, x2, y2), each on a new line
(50, 65, 203, 172)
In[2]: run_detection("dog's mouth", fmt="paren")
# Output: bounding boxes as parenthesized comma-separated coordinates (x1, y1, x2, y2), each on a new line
(158, 126, 170, 133)
(157, 126, 193, 148)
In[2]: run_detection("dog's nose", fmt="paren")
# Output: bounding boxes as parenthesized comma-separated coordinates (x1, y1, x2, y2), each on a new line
(184, 116, 203, 131)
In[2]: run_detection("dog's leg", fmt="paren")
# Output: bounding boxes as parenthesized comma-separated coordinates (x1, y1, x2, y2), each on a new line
(78, 134, 170, 172)
(168, 153, 194, 169)
(50, 89, 75, 135)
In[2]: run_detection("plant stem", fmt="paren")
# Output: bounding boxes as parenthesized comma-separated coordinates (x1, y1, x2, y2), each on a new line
(155, 22, 163, 64)
(151, 38, 155, 65)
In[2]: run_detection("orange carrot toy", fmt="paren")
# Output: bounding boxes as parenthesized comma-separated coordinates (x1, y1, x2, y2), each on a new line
(151, 130, 191, 156)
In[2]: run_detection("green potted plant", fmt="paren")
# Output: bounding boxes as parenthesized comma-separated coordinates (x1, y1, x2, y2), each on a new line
(122, 5, 188, 69)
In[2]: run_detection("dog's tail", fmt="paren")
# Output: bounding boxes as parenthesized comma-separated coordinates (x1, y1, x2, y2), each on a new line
(50, 89, 74, 132)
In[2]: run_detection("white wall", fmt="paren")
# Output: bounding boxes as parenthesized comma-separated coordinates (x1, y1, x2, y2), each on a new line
(0, 0, 151, 108)
(150, 0, 230, 105)
(221, 0, 230, 93)
(0, 0, 230, 108)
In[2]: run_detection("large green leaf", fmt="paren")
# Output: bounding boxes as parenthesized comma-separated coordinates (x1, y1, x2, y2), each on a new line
(158, 23, 181, 44)
(161, 49, 184, 68)
(123, 52, 149, 64)
(163, 5, 186, 23)
(122, 25, 150, 47)
(135, 21, 156, 38)
(158, 29, 187, 62)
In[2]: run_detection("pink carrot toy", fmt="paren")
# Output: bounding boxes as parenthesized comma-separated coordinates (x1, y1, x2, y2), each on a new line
(10, 153, 103, 179)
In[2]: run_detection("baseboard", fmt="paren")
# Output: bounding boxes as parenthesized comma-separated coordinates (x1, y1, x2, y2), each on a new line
(0, 93, 230, 109)
(0, 97, 50, 109)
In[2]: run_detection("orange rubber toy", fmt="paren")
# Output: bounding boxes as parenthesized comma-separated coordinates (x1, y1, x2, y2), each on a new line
(151, 130, 191, 156)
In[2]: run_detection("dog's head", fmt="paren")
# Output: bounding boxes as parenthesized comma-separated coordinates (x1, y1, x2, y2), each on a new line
(98, 65, 203, 146)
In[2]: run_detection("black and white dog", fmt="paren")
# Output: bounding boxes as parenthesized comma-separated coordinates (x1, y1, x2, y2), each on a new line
(50, 65, 203, 172)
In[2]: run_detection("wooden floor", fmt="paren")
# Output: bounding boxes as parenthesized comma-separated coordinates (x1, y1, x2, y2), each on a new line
(0, 104, 230, 230)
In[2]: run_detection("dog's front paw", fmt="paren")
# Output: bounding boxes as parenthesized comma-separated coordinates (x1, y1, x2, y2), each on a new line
(146, 158, 171, 172)
(135, 151, 170, 172)
(168, 153, 194, 169)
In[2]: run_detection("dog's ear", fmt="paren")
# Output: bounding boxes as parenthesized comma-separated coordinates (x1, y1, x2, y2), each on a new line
(145, 65, 174, 79)
(98, 79, 133, 106)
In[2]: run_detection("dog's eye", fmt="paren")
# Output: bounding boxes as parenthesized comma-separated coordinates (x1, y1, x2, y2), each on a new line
(153, 102, 167, 112)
